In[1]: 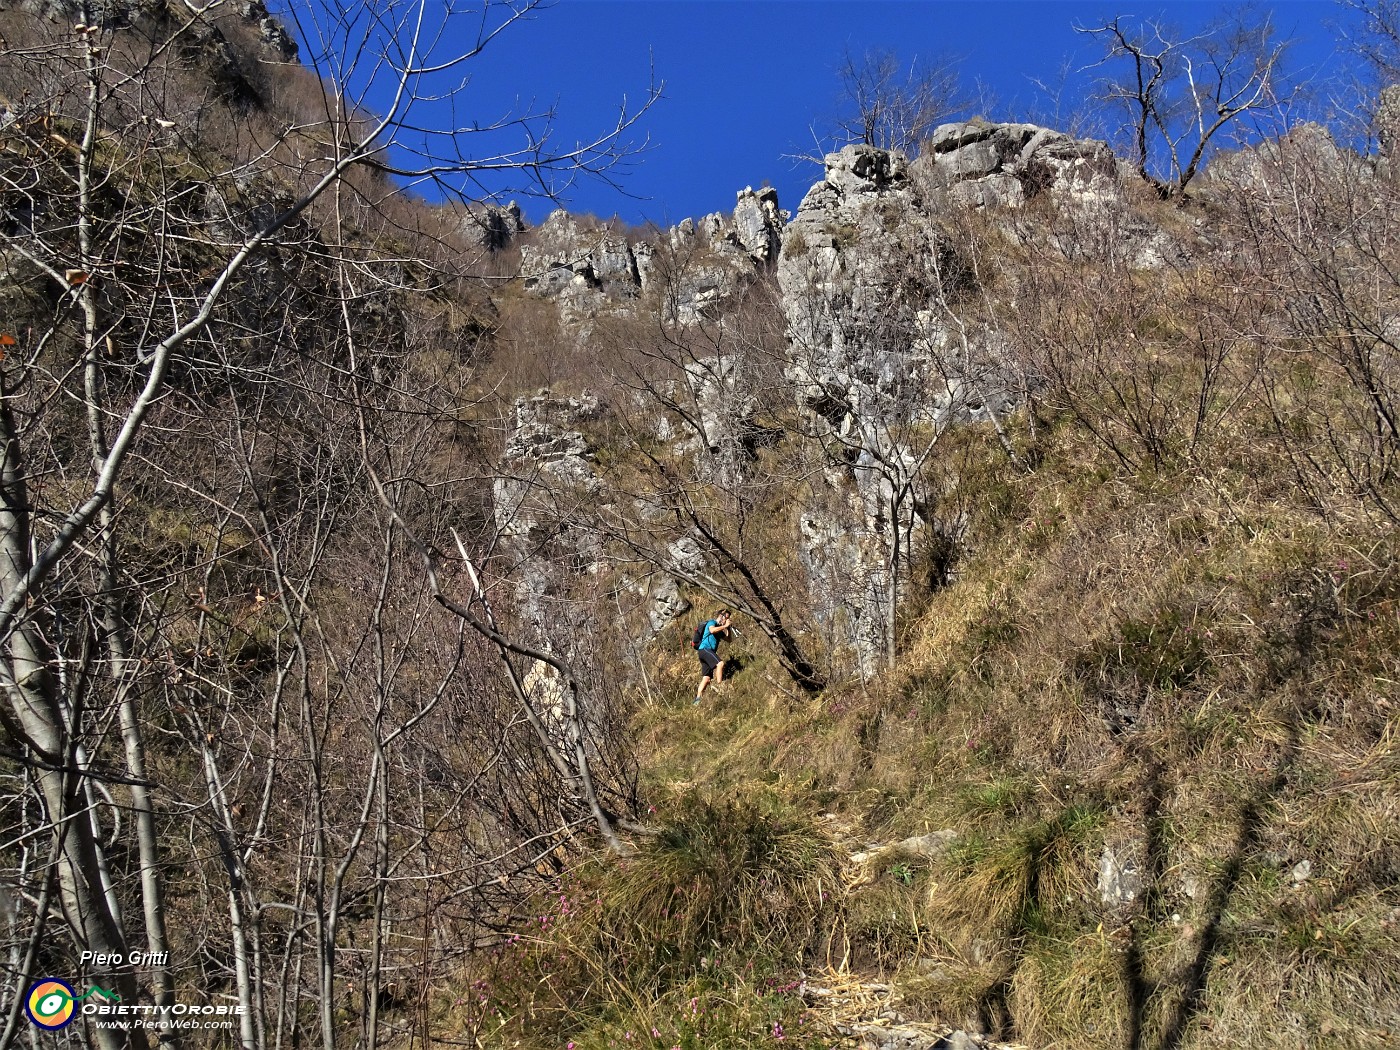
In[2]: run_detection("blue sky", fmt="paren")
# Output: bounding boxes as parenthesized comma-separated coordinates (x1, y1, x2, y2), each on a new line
(283, 1, 1358, 228)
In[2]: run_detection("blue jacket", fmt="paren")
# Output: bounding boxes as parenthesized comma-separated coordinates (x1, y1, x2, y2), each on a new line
(697, 620, 722, 652)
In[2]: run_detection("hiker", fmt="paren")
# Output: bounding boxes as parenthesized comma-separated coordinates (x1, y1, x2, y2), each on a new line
(693, 608, 733, 704)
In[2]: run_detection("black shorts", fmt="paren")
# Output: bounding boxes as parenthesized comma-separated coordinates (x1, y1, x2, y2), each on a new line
(698, 649, 721, 675)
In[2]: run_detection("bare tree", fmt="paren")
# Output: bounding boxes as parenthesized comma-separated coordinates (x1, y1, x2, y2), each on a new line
(1000, 195, 1261, 477)
(831, 47, 967, 156)
(1077, 10, 1291, 199)
(1341, 0, 1400, 84)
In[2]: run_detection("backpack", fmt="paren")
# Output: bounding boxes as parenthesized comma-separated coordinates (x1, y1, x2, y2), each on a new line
(690, 621, 709, 649)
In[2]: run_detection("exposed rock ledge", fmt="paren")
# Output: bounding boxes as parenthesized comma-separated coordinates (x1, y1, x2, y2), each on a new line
(804, 976, 1030, 1050)
(920, 119, 1120, 208)
(472, 187, 787, 321)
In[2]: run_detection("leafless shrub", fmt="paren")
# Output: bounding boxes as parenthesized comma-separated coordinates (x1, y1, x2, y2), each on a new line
(1214, 122, 1400, 520)
(828, 46, 969, 157)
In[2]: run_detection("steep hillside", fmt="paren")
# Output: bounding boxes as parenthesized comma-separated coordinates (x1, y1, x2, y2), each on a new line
(1, 5, 1398, 1050)
(456, 126, 1400, 1050)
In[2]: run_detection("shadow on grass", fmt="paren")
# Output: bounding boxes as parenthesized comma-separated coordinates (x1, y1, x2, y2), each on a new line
(1123, 716, 1302, 1050)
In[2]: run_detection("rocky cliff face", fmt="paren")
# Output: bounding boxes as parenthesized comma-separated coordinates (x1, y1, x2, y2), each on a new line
(9, 0, 298, 107)
(919, 119, 1120, 208)
(519, 212, 642, 308)
(765, 125, 1189, 669)
(779, 145, 929, 425)
(778, 124, 1133, 436)
(508, 187, 785, 321)
(497, 121, 1165, 674)
(774, 145, 936, 671)
(460, 201, 526, 252)
(492, 391, 693, 731)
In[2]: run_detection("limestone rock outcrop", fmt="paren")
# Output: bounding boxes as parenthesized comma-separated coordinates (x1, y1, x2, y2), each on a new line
(519, 211, 642, 313)
(493, 392, 603, 547)
(12, 0, 298, 104)
(461, 201, 525, 252)
(777, 145, 950, 672)
(774, 132, 1127, 671)
(778, 145, 930, 426)
(1378, 84, 1400, 157)
(494, 125, 1182, 676)
(494, 392, 691, 640)
(731, 185, 784, 263)
(919, 120, 1189, 268)
(241, 0, 298, 61)
(917, 120, 1120, 209)
(516, 188, 785, 319)
(1206, 121, 1365, 192)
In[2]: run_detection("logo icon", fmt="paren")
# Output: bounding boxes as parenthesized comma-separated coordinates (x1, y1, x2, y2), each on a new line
(24, 980, 121, 1030)
(25, 980, 78, 1030)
